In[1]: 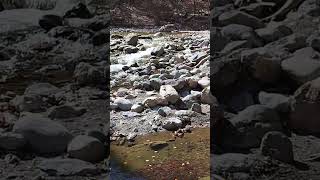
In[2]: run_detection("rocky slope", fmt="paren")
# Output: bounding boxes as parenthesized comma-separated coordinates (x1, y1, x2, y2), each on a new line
(211, 0, 320, 179)
(110, 31, 210, 137)
(0, 1, 110, 179)
(110, 0, 210, 30)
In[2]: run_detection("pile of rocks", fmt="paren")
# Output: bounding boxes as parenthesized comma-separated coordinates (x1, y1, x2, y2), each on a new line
(0, 2, 109, 179)
(110, 32, 211, 142)
(211, 0, 320, 179)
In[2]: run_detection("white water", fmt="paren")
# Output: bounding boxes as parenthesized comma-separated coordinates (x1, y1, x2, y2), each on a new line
(110, 36, 165, 73)
(109, 31, 210, 73)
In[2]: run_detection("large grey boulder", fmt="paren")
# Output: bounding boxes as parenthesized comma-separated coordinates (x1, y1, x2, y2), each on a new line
(127, 35, 139, 46)
(221, 24, 263, 47)
(67, 135, 106, 163)
(48, 105, 86, 119)
(13, 113, 73, 154)
(260, 131, 294, 163)
(265, 34, 307, 53)
(281, 47, 320, 84)
(114, 98, 133, 111)
(73, 62, 105, 86)
(258, 91, 291, 113)
(222, 105, 283, 149)
(162, 117, 183, 131)
(39, 15, 63, 31)
(24, 83, 60, 97)
(255, 22, 293, 43)
(218, 10, 265, 29)
(289, 77, 320, 134)
(10, 94, 46, 113)
(159, 85, 180, 104)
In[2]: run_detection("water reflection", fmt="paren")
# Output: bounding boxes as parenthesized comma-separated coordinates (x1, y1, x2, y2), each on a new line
(110, 160, 146, 180)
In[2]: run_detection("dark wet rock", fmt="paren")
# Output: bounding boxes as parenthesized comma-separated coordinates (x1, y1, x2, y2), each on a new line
(246, 56, 282, 83)
(218, 10, 265, 29)
(48, 105, 86, 119)
(258, 91, 291, 113)
(48, 26, 93, 41)
(149, 78, 162, 91)
(289, 77, 320, 134)
(191, 103, 202, 113)
(67, 135, 106, 163)
(0, 2, 3, 12)
(64, 3, 93, 19)
(227, 89, 255, 112)
(260, 131, 294, 163)
(127, 35, 139, 46)
(87, 130, 107, 144)
(164, 79, 186, 91)
(265, 34, 307, 53)
(211, 174, 228, 180)
(221, 105, 283, 149)
(92, 30, 109, 46)
(281, 47, 320, 84)
(210, 58, 241, 90)
(84, 15, 110, 31)
(221, 24, 264, 47)
(162, 117, 183, 131)
(10, 94, 46, 113)
(151, 47, 165, 56)
(211, 4, 235, 27)
(0, 132, 27, 151)
(298, 0, 320, 17)
(39, 15, 63, 31)
(308, 34, 320, 52)
(221, 40, 251, 54)
(124, 46, 139, 54)
(212, 0, 233, 7)
(73, 62, 105, 86)
(211, 153, 257, 174)
(4, 154, 20, 164)
(38, 158, 101, 176)
(241, 46, 290, 64)
(210, 27, 231, 52)
(0, 49, 11, 61)
(239, 2, 276, 18)
(13, 113, 72, 154)
(149, 141, 168, 150)
(24, 83, 60, 97)
(256, 21, 293, 43)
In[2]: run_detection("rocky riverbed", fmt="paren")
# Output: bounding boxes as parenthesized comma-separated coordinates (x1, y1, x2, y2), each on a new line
(109, 31, 211, 178)
(211, 0, 320, 179)
(0, 1, 110, 179)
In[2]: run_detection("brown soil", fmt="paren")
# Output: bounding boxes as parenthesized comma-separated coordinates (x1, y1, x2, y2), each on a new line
(110, 0, 210, 30)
